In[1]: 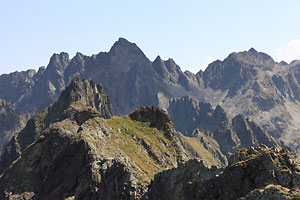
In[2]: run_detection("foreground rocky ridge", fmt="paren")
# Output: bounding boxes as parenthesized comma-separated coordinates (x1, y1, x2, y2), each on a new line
(0, 78, 219, 199)
(147, 145, 300, 200)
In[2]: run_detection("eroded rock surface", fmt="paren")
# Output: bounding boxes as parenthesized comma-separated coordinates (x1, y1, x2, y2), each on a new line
(147, 145, 300, 200)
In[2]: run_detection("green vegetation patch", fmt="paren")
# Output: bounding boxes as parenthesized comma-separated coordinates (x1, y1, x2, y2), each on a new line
(181, 135, 221, 166)
(291, 192, 300, 200)
(77, 116, 182, 183)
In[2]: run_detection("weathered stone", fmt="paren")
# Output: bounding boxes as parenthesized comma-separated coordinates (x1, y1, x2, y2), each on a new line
(129, 106, 174, 130)
(147, 146, 300, 200)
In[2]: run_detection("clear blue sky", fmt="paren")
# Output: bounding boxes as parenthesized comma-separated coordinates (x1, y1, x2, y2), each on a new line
(1, 0, 300, 75)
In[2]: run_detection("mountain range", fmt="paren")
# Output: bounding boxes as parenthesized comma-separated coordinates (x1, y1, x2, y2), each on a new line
(0, 77, 299, 199)
(1, 38, 300, 199)
(1, 38, 299, 151)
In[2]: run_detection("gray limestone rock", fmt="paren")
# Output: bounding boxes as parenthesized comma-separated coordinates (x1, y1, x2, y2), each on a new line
(147, 146, 300, 200)
(0, 78, 113, 174)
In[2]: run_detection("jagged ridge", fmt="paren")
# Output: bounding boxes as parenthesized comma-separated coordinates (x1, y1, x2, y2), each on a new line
(147, 145, 300, 200)
(0, 78, 219, 199)
(1, 38, 300, 154)
(0, 77, 113, 173)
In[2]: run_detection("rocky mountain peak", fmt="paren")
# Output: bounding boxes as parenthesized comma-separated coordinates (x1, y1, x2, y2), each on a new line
(152, 55, 170, 78)
(49, 52, 70, 68)
(129, 106, 174, 130)
(75, 51, 84, 58)
(69, 52, 86, 65)
(152, 55, 167, 76)
(0, 77, 114, 174)
(153, 55, 164, 65)
(152, 55, 188, 88)
(37, 66, 46, 73)
(165, 58, 176, 65)
(109, 37, 146, 59)
(54, 77, 113, 119)
(115, 37, 131, 45)
(165, 58, 181, 73)
(226, 47, 275, 67)
(248, 47, 258, 54)
(279, 60, 288, 65)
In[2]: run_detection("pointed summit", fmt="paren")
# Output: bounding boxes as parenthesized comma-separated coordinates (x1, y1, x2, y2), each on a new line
(152, 55, 168, 77)
(110, 37, 137, 52)
(75, 52, 84, 58)
(109, 37, 148, 60)
(49, 52, 70, 66)
(0, 77, 114, 173)
(54, 77, 113, 119)
(248, 47, 258, 54)
(116, 37, 131, 45)
(165, 58, 180, 73)
(153, 55, 163, 64)
(46, 52, 70, 76)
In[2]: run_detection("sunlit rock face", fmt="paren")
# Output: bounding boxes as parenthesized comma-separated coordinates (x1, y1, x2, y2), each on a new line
(1, 38, 300, 157)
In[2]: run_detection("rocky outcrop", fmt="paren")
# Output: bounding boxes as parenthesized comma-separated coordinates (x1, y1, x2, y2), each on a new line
(147, 159, 222, 200)
(0, 77, 113, 173)
(147, 145, 300, 200)
(238, 184, 300, 200)
(129, 106, 174, 130)
(46, 76, 113, 121)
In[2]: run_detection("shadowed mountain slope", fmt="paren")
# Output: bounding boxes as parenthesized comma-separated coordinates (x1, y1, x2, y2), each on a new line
(167, 95, 282, 165)
(147, 145, 300, 200)
(0, 78, 220, 199)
